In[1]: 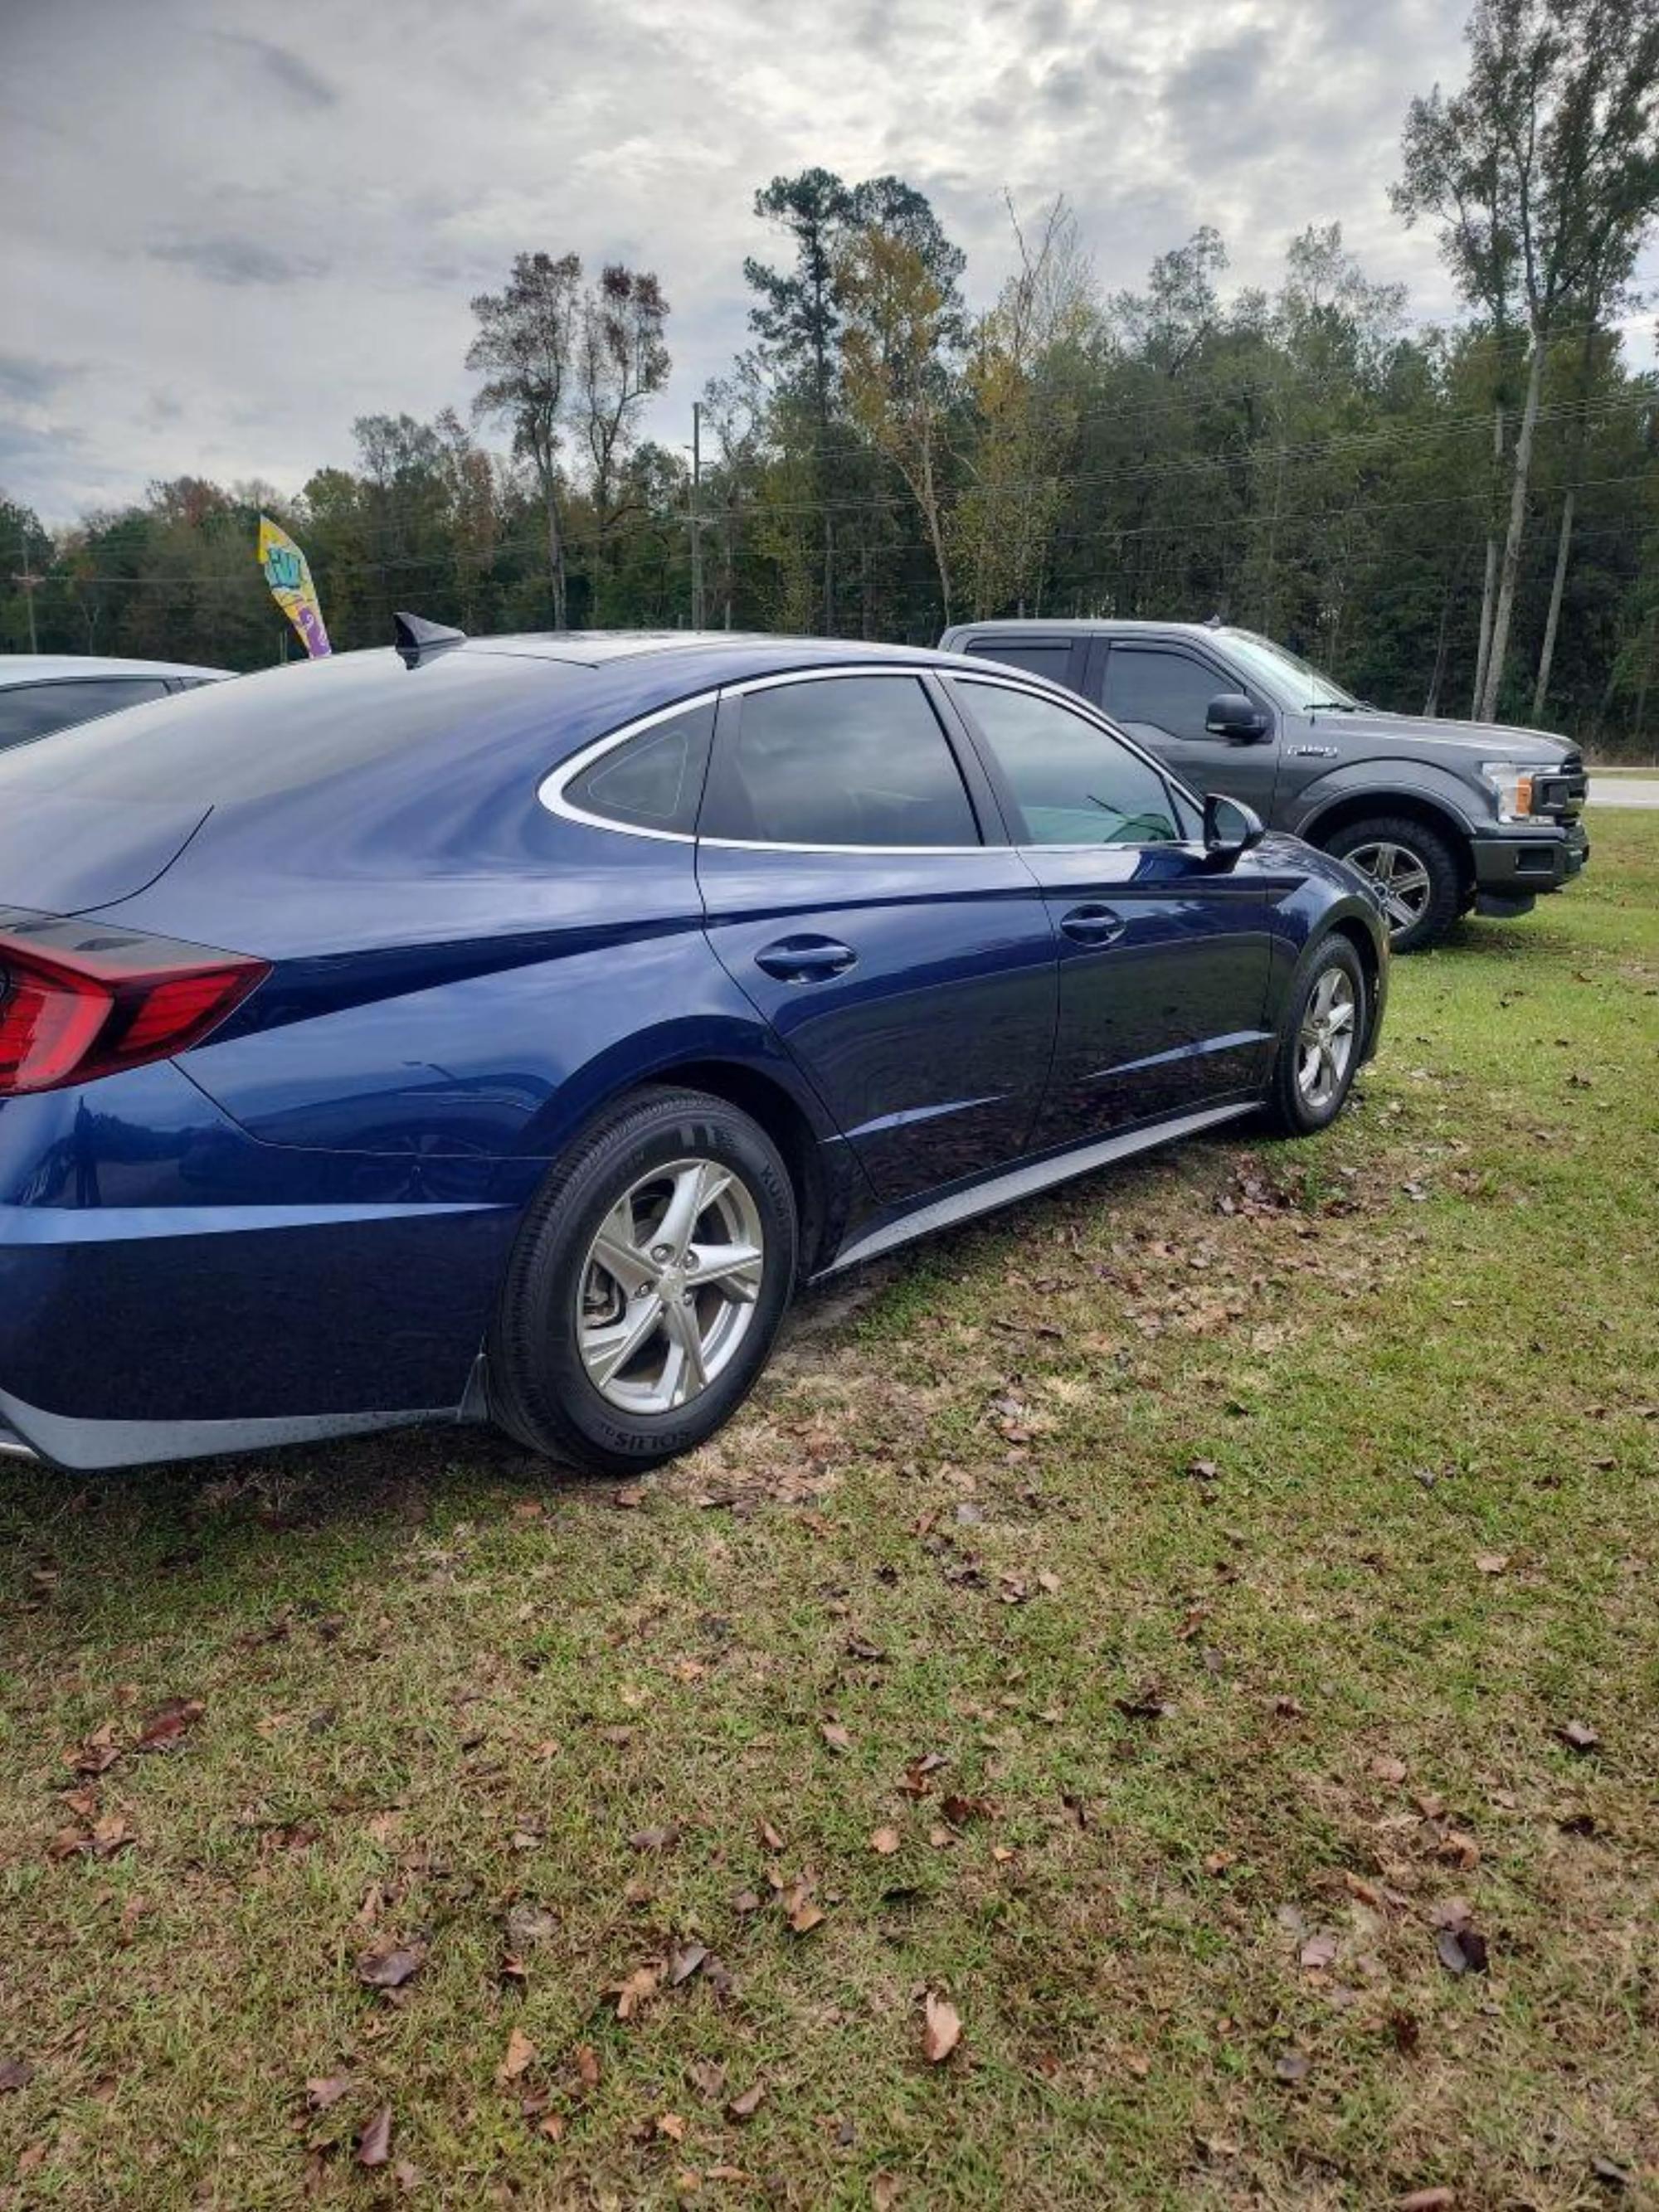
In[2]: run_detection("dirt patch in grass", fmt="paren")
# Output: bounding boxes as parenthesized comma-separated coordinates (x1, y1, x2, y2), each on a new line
(2, 816, 1657, 2208)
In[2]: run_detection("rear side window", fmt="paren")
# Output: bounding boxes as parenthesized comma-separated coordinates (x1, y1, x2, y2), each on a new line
(1102, 648, 1226, 742)
(0, 677, 170, 751)
(562, 702, 714, 834)
(964, 639, 1077, 689)
(702, 676, 979, 848)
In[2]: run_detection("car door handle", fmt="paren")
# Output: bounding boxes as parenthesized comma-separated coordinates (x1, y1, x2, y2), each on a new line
(753, 935, 858, 982)
(1058, 902, 1126, 946)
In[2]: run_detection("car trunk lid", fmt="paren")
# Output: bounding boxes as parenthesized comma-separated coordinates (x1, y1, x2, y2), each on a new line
(0, 792, 210, 912)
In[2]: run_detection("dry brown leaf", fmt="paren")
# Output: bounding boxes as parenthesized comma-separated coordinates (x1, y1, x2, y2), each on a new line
(1475, 1553, 1509, 1575)
(615, 1965, 659, 2020)
(1557, 1719, 1600, 1753)
(575, 2043, 601, 2090)
(1397, 2191, 1457, 2210)
(497, 2027, 537, 2085)
(358, 2107, 393, 2168)
(356, 1938, 425, 1991)
(869, 1827, 902, 1856)
(922, 1991, 961, 2064)
(0, 2059, 35, 2094)
(820, 1722, 853, 1753)
(656, 2111, 686, 2141)
(134, 1698, 205, 1753)
(727, 2078, 766, 2122)
(305, 2075, 352, 2111)
(1370, 1755, 1408, 1783)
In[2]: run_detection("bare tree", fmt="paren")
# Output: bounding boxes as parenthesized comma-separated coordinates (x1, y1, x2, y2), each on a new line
(575, 265, 670, 618)
(1395, 0, 1659, 722)
(467, 251, 582, 627)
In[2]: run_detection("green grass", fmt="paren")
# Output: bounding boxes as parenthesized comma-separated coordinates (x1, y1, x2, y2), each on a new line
(2, 819, 1657, 2210)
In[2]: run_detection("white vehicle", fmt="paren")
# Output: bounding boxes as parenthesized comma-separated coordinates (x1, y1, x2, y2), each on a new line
(0, 654, 231, 753)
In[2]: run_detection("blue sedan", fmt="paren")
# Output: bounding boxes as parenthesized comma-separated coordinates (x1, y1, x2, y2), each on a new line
(0, 622, 1387, 1475)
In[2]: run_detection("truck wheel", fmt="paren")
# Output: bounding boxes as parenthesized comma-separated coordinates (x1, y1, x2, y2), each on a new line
(488, 1087, 798, 1475)
(1322, 816, 1462, 953)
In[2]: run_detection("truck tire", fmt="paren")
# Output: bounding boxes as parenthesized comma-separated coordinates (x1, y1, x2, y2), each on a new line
(1321, 815, 1462, 953)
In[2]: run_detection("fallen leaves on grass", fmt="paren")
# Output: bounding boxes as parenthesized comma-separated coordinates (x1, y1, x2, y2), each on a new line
(922, 1992, 961, 2064)
(64, 1722, 119, 1777)
(1397, 2191, 1457, 2210)
(668, 1944, 707, 1986)
(1274, 2049, 1311, 2084)
(305, 2076, 352, 2111)
(614, 1963, 660, 2020)
(1475, 1553, 1510, 1576)
(1557, 1719, 1600, 1753)
(629, 1825, 679, 1851)
(727, 2078, 766, 2122)
(497, 2028, 537, 2085)
(356, 1937, 426, 1991)
(1431, 1899, 1490, 1976)
(357, 2107, 393, 2168)
(1370, 1755, 1408, 1784)
(134, 1698, 205, 1753)
(870, 1826, 902, 1855)
(0, 2059, 35, 2093)
(820, 1721, 853, 1753)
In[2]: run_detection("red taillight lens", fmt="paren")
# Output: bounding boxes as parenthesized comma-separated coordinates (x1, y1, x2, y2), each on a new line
(0, 909, 269, 1097)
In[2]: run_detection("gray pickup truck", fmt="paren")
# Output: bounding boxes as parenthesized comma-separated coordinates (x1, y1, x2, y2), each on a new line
(938, 619, 1589, 951)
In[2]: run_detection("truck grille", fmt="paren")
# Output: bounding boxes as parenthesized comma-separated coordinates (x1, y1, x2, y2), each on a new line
(1533, 751, 1587, 819)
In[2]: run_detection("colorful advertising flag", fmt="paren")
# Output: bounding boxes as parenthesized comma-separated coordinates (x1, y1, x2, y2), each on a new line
(257, 515, 331, 658)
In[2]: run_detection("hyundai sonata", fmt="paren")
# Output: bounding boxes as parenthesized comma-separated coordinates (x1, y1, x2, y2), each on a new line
(0, 622, 1386, 1475)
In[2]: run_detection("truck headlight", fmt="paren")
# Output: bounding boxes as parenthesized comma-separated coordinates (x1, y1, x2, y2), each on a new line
(1481, 761, 1535, 823)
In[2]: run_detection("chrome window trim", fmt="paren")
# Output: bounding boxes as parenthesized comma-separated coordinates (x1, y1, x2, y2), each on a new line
(538, 689, 722, 843)
(539, 665, 992, 856)
(948, 668, 1210, 858)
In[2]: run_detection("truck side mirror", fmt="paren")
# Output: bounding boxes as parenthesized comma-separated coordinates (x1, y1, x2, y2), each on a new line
(1205, 692, 1270, 742)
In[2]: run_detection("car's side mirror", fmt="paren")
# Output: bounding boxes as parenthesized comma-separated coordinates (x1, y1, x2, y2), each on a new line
(1205, 691, 1271, 742)
(1204, 792, 1267, 863)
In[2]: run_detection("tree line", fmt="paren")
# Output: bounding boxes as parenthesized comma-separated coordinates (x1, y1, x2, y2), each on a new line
(4, 0, 1658, 752)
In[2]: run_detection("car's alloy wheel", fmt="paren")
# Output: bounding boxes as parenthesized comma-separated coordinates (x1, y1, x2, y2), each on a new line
(1295, 965, 1358, 1112)
(1262, 935, 1367, 1135)
(1344, 837, 1433, 936)
(488, 1086, 798, 1474)
(576, 1157, 765, 1414)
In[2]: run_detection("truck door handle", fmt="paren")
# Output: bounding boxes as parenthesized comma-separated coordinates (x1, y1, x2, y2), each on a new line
(1058, 902, 1126, 946)
(753, 935, 858, 982)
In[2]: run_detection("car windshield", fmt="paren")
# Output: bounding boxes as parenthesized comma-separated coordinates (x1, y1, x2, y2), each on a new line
(1219, 629, 1362, 712)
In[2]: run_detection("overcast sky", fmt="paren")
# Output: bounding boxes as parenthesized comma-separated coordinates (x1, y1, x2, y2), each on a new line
(3, 0, 1642, 527)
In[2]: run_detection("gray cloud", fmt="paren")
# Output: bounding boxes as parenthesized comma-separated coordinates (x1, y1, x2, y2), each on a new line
(148, 236, 331, 286)
(3, 0, 1654, 527)
(0, 355, 84, 408)
(215, 31, 338, 109)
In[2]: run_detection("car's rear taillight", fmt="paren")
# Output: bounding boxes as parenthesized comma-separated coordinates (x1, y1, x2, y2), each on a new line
(0, 907, 269, 1096)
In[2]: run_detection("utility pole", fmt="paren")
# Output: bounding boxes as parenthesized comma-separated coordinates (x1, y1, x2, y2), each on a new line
(689, 400, 704, 630)
(11, 538, 41, 652)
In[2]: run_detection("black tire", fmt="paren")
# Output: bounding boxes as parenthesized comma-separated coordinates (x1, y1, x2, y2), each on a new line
(488, 1086, 798, 1474)
(1321, 814, 1462, 953)
(1262, 935, 1368, 1136)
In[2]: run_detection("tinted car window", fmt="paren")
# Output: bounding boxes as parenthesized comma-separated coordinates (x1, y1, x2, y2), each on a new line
(0, 649, 567, 804)
(1101, 647, 1226, 742)
(563, 702, 714, 834)
(959, 678, 1183, 846)
(703, 676, 979, 848)
(0, 676, 170, 751)
(964, 639, 1075, 687)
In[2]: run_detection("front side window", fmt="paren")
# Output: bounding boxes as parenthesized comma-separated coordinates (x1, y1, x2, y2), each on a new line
(958, 678, 1184, 847)
(0, 677, 170, 751)
(562, 702, 714, 834)
(1101, 648, 1229, 744)
(701, 676, 979, 848)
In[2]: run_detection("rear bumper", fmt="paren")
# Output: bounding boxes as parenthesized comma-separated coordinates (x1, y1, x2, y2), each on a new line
(1469, 819, 1589, 895)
